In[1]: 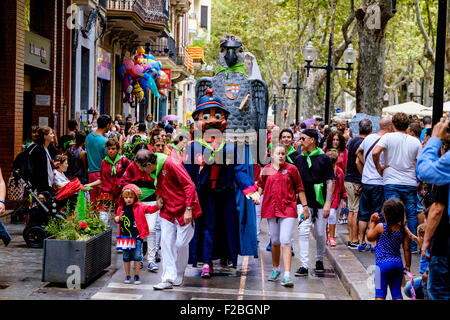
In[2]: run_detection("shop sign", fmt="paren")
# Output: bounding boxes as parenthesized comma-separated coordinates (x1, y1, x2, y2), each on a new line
(162, 68, 171, 89)
(24, 31, 51, 71)
(38, 117, 48, 127)
(36, 94, 51, 106)
(97, 47, 111, 81)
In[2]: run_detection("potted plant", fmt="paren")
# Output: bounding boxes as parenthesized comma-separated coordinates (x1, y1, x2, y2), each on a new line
(42, 191, 112, 286)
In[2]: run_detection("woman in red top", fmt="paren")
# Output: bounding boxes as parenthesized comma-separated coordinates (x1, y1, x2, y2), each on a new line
(323, 131, 348, 174)
(255, 145, 308, 288)
(326, 150, 347, 247)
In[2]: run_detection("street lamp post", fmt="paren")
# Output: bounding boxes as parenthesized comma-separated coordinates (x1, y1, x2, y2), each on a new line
(303, 36, 356, 124)
(280, 69, 303, 125)
(272, 86, 279, 126)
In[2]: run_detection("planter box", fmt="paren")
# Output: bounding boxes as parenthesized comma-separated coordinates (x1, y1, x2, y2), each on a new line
(42, 228, 112, 285)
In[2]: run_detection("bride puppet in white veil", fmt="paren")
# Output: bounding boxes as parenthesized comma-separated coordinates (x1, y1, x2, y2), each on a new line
(244, 52, 262, 81)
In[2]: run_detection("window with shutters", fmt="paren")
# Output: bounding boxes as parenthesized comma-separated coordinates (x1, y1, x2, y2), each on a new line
(200, 6, 208, 29)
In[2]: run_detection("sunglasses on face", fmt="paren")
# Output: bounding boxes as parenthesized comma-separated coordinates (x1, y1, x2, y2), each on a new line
(299, 137, 306, 141)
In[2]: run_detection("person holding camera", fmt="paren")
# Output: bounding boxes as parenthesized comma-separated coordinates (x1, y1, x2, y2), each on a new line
(416, 117, 450, 300)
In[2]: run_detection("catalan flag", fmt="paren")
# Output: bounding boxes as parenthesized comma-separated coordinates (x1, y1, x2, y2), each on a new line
(185, 46, 205, 63)
(184, 49, 194, 72)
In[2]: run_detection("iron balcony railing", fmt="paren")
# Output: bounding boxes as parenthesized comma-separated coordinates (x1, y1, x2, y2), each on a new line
(149, 36, 177, 64)
(106, 0, 169, 25)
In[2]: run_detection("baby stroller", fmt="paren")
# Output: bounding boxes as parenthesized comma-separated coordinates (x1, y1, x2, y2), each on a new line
(12, 170, 77, 248)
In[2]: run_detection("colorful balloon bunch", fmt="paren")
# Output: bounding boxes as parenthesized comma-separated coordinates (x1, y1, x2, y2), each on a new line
(120, 46, 170, 104)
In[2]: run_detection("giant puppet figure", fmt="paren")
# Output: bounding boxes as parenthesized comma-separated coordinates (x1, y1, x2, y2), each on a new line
(194, 35, 269, 264)
(185, 89, 260, 278)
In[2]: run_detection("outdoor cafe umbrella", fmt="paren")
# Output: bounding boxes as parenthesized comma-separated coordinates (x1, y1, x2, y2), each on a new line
(161, 115, 179, 121)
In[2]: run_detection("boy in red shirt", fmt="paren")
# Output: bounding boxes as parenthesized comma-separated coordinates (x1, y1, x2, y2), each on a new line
(326, 150, 347, 247)
(83, 139, 130, 225)
(114, 184, 162, 285)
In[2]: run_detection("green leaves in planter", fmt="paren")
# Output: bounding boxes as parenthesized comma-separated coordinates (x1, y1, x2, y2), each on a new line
(45, 193, 108, 241)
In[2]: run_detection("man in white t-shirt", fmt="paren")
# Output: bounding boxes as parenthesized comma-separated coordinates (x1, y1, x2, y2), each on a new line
(355, 117, 393, 252)
(127, 122, 149, 143)
(372, 112, 422, 252)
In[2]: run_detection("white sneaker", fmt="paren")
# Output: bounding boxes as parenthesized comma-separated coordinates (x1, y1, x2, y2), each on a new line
(153, 281, 173, 290)
(173, 274, 184, 286)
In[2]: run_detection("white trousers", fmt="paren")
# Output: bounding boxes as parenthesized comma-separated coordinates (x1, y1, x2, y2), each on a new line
(160, 217, 195, 283)
(142, 201, 161, 263)
(255, 195, 263, 238)
(267, 217, 295, 246)
(99, 206, 113, 226)
(297, 208, 327, 268)
(328, 208, 338, 225)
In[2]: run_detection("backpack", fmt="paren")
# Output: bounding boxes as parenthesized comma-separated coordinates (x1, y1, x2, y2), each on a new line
(7, 144, 37, 201)
(12, 144, 37, 181)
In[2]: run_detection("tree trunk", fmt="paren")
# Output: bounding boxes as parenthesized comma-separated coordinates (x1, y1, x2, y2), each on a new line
(301, 69, 327, 118)
(356, 0, 394, 116)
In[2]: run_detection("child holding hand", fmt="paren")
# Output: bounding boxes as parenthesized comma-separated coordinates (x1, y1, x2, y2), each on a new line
(326, 150, 347, 247)
(367, 198, 411, 300)
(114, 184, 163, 285)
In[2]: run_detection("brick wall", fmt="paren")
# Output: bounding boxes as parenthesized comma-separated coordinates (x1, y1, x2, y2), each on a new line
(0, 0, 24, 180)
(0, 0, 67, 197)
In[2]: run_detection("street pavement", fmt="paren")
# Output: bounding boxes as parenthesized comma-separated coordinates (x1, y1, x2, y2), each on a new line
(0, 216, 352, 300)
(2, 214, 423, 300)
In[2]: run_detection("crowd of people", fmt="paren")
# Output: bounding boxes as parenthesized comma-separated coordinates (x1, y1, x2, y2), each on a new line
(1, 109, 449, 300)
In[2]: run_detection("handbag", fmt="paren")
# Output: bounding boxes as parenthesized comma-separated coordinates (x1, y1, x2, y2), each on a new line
(7, 174, 25, 202)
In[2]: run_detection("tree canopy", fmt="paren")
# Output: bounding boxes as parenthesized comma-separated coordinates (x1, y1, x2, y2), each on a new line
(198, 0, 449, 121)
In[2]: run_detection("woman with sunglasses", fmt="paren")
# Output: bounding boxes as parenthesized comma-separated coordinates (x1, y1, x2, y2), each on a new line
(292, 129, 335, 276)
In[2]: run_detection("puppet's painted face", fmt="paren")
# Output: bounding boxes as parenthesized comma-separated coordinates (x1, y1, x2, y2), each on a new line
(195, 107, 228, 132)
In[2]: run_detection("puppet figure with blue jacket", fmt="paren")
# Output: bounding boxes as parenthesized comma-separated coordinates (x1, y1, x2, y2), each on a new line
(185, 89, 260, 278)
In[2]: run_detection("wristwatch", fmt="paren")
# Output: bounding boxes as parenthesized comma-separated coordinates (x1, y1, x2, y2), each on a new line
(186, 206, 192, 210)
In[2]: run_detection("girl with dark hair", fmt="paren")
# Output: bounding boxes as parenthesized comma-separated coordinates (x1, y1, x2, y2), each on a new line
(367, 198, 412, 300)
(323, 131, 348, 173)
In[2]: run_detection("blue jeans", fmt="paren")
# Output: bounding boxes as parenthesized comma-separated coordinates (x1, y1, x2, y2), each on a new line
(122, 239, 143, 262)
(359, 184, 384, 222)
(384, 184, 418, 251)
(404, 276, 425, 299)
(427, 255, 450, 300)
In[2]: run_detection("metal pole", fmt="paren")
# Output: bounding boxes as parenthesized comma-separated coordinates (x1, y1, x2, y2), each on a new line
(432, 0, 447, 125)
(273, 95, 277, 126)
(296, 68, 300, 124)
(324, 34, 333, 124)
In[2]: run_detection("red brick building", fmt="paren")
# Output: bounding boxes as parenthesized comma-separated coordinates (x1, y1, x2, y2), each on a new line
(0, 0, 71, 183)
